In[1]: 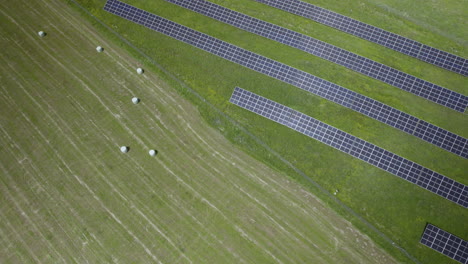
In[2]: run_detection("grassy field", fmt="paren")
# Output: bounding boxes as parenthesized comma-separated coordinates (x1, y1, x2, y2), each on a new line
(0, 0, 466, 263)
(0, 0, 406, 263)
(63, 0, 468, 263)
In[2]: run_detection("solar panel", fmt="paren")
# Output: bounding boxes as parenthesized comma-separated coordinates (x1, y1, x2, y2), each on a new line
(420, 224, 468, 263)
(164, 0, 468, 113)
(103, 0, 468, 159)
(230, 87, 468, 208)
(253, 0, 468, 77)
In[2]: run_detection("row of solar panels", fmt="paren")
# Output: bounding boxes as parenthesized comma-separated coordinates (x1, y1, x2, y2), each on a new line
(421, 224, 468, 264)
(253, 0, 468, 76)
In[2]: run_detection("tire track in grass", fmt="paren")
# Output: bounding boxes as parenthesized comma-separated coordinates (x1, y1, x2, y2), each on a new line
(1, 29, 240, 262)
(49, 164, 127, 262)
(0, 100, 163, 263)
(0, 60, 182, 264)
(10, 27, 290, 262)
(157, 160, 286, 264)
(171, 133, 324, 260)
(0, 57, 168, 262)
(93, 71, 320, 260)
(158, 116, 336, 259)
(102, 110, 294, 261)
(69, 171, 163, 264)
(0, 122, 115, 262)
(0, 110, 125, 262)
(37, 57, 285, 262)
(182, 123, 316, 214)
(98, 110, 308, 260)
(0, 211, 38, 263)
(176, 128, 323, 253)
(0, 111, 76, 262)
(0, 220, 18, 262)
(16, 0, 180, 115)
(232, 182, 320, 246)
(66, 103, 244, 262)
(0, 37, 244, 262)
(0, 85, 120, 262)
(74, 119, 246, 262)
(16, 68, 196, 262)
(35, 0, 180, 109)
(56, 97, 273, 262)
(179, 119, 350, 257)
(0, 166, 64, 263)
(0, 157, 40, 264)
(0, 168, 67, 263)
(19, 10, 184, 136)
(0, 220, 11, 251)
(5, 4, 210, 264)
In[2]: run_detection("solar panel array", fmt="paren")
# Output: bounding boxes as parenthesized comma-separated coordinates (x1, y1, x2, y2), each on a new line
(420, 224, 468, 263)
(164, 0, 468, 113)
(230, 87, 468, 208)
(253, 0, 468, 76)
(104, 0, 467, 159)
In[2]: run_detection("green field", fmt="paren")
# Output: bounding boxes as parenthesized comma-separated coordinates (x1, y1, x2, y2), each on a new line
(0, 0, 466, 263)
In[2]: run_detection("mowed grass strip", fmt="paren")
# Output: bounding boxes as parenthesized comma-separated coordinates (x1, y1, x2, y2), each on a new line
(71, 0, 468, 263)
(0, 0, 397, 263)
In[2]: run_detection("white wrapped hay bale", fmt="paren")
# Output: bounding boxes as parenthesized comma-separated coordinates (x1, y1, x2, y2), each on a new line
(120, 146, 129, 153)
(96, 46, 104, 52)
(149, 150, 157, 156)
(132, 97, 140, 104)
(136, 68, 144, 74)
(38, 31, 46, 37)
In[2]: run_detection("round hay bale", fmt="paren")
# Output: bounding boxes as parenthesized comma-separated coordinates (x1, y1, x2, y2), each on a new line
(38, 31, 46, 37)
(132, 97, 140, 104)
(120, 146, 129, 153)
(149, 149, 157, 156)
(136, 68, 144, 74)
(96, 46, 104, 52)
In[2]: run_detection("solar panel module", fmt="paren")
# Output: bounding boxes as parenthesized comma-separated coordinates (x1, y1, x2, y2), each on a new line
(103, 0, 467, 159)
(252, 0, 468, 76)
(164, 0, 468, 113)
(421, 224, 468, 264)
(230, 87, 468, 208)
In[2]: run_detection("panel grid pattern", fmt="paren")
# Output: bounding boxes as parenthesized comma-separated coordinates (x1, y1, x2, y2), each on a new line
(421, 224, 468, 263)
(253, 0, 468, 76)
(165, 0, 468, 112)
(230, 87, 468, 208)
(103, 0, 468, 159)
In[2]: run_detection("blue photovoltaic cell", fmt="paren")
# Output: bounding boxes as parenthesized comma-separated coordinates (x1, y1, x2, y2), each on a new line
(103, 0, 467, 159)
(164, 0, 468, 113)
(421, 224, 468, 264)
(253, 0, 468, 77)
(230, 87, 468, 208)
